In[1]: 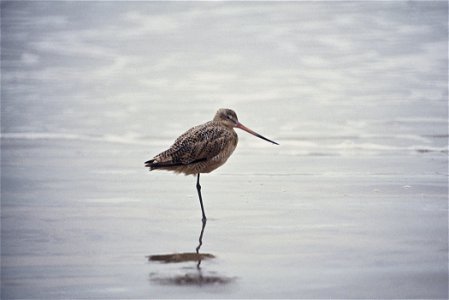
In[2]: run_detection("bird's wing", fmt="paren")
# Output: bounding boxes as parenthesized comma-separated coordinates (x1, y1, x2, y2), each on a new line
(153, 122, 234, 166)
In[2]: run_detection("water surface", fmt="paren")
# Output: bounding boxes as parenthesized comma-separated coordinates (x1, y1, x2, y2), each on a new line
(1, 1, 448, 299)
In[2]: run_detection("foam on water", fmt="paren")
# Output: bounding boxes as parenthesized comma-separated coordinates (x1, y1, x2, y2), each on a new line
(2, 130, 447, 156)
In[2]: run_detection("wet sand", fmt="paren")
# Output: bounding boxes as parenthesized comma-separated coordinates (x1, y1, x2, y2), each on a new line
(1, 138, 447, 299)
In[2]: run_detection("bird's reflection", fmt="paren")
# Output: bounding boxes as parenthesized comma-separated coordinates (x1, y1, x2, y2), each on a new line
(147, 220, 233, 286)
(148, 220, 213, 265)
(195, 219, 207, 269)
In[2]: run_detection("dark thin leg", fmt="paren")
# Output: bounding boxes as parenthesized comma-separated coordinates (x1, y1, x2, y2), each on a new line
(196, 173, 207, 221)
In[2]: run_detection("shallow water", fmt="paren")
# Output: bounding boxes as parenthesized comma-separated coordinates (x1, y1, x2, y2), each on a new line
(1, 137, 447, 298)
(1, 1, 448, 299)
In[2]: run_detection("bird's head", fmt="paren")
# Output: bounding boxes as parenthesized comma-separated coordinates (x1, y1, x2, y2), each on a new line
(213, 108, 279, 145)
(214, 108, 239, 128)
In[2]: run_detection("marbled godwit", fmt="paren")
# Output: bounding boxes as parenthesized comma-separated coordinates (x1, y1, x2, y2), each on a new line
(145, 108, 278, 221)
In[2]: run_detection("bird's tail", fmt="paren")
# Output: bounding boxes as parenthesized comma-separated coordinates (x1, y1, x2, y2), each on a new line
(144, 159, 158, 170)
(145, 158, 183, 170)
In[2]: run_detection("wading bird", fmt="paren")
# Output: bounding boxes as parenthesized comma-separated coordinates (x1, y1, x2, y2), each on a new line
(145, 108, 278, 221)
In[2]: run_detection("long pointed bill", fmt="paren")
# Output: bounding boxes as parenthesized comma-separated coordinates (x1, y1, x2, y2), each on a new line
(236, 122, 279, 145)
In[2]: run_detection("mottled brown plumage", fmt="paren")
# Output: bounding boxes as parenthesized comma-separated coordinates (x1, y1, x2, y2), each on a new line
(144, 108, 278, 221)
(145, 109, 239, 175)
